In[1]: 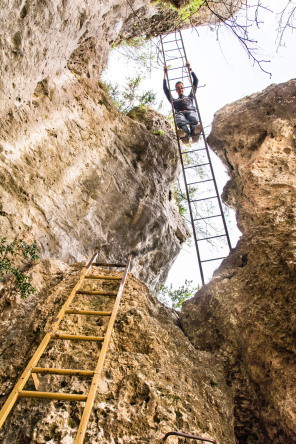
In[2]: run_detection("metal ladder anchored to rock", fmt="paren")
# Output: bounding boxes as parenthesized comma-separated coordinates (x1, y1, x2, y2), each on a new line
(159, 30, 231, 285)
(0, 253, 131, 444)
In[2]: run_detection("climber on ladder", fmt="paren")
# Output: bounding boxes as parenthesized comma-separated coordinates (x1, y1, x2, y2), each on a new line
(163, 61, 202, 145)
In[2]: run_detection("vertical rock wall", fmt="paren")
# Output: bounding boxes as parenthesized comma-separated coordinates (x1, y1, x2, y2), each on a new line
(0, 260, 235, 443)
(181, 79, 296, 443)
(0, 0, 240, 291)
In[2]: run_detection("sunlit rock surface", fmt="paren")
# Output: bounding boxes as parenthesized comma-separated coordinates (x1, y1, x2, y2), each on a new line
(2, 1, 291, 443)
(0, 260, 235, 443)
(181, 79, 296, 443)
(0, 74, 188, 292)
(0, 0, 242, 118)
(0, 0, 240, 292)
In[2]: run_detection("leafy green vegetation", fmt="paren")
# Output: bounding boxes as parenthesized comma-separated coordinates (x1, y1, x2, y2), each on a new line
(0, 237, 39, 298)
(173, 183, 197, 216)
(158, 279, 199, 309)
(105, 75, 157, 114)
(178, 0, 205, 22)
(154, 0, 205, 23)
(150, 129, 164, 136)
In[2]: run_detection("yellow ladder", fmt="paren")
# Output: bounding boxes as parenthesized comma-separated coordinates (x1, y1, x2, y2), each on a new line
(0, 253, 131, 443)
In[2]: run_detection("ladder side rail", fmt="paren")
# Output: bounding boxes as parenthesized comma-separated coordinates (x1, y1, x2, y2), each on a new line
(75, 255, 132, 444)
(178, 30, 232, 251)
(0, 252, 98, 429)
(160, 36, 205, 285)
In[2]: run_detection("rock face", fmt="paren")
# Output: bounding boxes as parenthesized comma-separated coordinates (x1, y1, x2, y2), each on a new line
(3, 1, 295, 443)
(0, 259, 235, 443)
(0, 0, 239, 291)
(117, 0, 242, 42)
(0, 0, 242, 118)
(181, 80, 296, 443)
(0, 75, 188, 292)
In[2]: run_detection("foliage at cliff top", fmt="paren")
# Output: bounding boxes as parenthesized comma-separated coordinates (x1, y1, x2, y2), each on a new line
(156, 0, 205, 22)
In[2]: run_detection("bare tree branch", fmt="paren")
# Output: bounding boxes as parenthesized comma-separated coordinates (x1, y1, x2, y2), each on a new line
(276, 1, 296, 50)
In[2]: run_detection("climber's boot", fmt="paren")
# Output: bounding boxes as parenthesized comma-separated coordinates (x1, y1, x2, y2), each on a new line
(192, 123, 202, 143)
(177, 128, 190, 145)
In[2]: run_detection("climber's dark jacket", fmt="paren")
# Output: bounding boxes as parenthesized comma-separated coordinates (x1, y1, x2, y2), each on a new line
(163, 71, 198, 112)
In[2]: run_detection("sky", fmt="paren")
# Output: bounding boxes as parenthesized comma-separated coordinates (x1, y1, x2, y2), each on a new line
(103, 0, 296, 296)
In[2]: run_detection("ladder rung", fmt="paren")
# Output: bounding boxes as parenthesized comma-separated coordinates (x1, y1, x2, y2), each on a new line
(197, 234, 226, 241)
(194, 214, 221, 221)
(191, 196, 217, 203)
(51, 334, 104, 342)
(76, 290, 117, 296)
(184, 162, 209, 169)
(166, 55, 185, 61)
(19, 390, 87, 401)
(188, 179, 213, 186)
(182, 148, 206, 155)
(32, 367, 94, 377)
(162, 38, 182, 44)
(92, 262, 125, 268)
(65, 309, 112, 316)
(201, 257, 226, 263)
(165, 48, 184, 53)
(85, 275, 122, 280)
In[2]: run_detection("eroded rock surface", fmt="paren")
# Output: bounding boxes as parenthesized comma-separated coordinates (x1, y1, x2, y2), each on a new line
(0, 0, 241, 292)
(181, 80, 296, 443)
(0, 76, 189, 292)
(3, 1, 293, 443)
(0, 259, 235, 443)
(0, 0, 242, 118)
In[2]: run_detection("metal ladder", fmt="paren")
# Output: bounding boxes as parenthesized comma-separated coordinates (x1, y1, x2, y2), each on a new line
(0, 253, 131, 443)
(160, 30, 231, 285)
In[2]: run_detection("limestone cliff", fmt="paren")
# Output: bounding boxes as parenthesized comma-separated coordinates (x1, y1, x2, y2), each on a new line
(181, 80, 296, 443)
(3, 1, 294, 443)
(0, 260, 235, 443)
(0, 77, 188, 292)
(0, 0, 240, 291)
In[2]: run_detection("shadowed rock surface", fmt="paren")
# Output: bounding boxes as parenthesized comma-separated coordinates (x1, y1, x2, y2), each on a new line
(0, 260, 235, 443)
(181, 79, 296, 443)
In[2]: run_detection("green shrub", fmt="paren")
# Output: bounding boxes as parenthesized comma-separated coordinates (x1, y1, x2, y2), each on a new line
(0, 237, 39, 298)
(151, 129, 164, 136)
(158, 279, 199, 309)
(105, 76, 157, 114)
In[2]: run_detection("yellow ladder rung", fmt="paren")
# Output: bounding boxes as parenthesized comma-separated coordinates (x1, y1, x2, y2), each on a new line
(32, 367, 95, 377)
(51, 334, 104, 342)
(92, 262, 126, 267)
(85, 275, 122, 280)
(0, 253, 132, 444)
(65, 309, 112, 316)
(19, 391, 87, 401)
(76, 290, 117, 296)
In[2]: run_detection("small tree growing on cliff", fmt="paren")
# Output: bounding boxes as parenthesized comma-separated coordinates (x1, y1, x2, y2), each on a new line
(158, 279, 199, 309)
(105, 75, 157, 114)
(0, 237, 39, 298)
